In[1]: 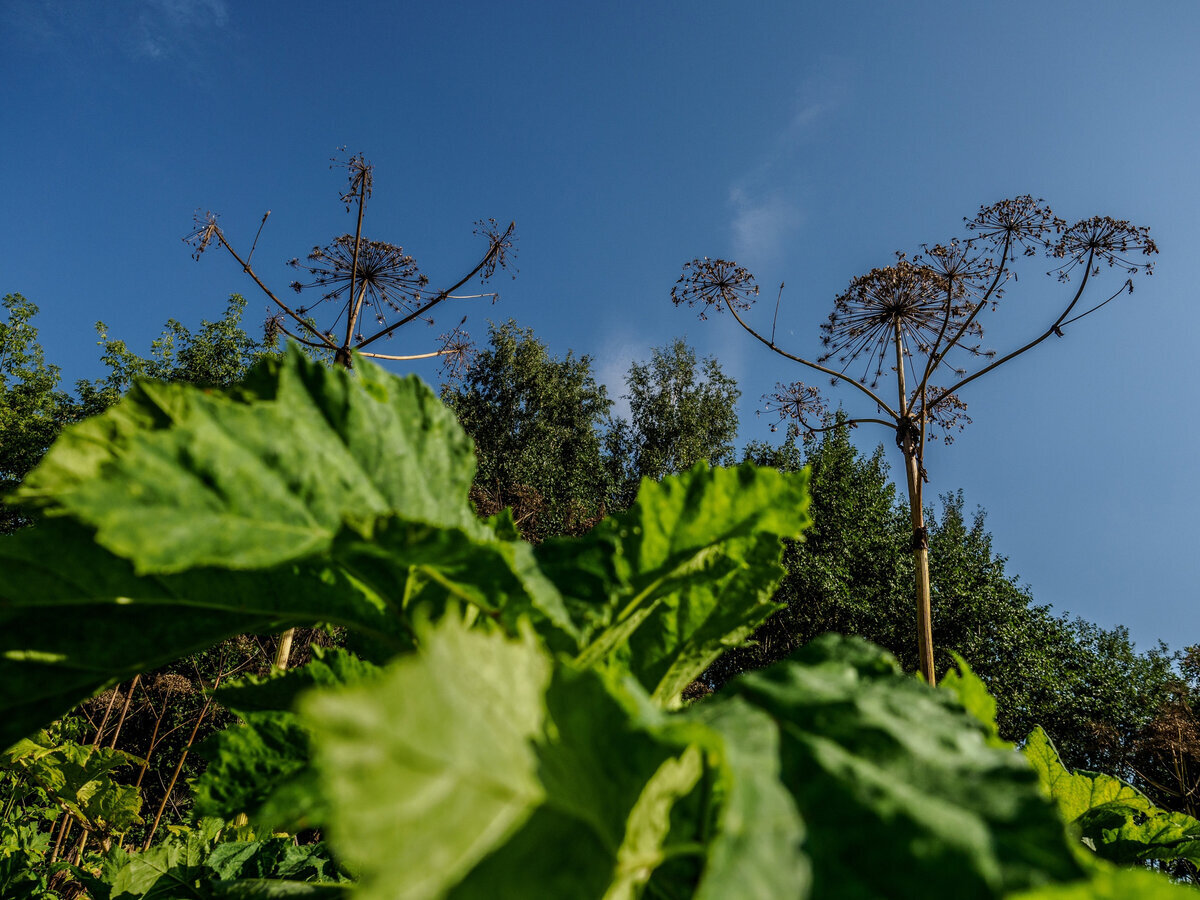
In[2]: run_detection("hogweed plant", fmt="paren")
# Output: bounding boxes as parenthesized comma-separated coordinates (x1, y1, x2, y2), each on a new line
(186, 153, 516, 668)
(673, 197, 1156, 685)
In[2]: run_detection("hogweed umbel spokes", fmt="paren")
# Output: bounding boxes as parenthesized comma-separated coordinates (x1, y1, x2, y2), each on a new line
(184, 152, 516, 379)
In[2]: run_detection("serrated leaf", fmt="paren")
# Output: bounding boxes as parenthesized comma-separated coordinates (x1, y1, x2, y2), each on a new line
(1023, 726, 1153, 823)
(684, 697, 809, 900)
(541, 463, 810, 704)
(1, 349, 573, 746)
(940, 651, 1009, 748)
(728, 634, 1084, 899)
(18, 347, 478, 571)
(302, 615, 551, 900)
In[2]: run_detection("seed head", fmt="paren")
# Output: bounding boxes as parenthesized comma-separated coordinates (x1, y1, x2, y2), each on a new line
(671, 258, 759, 320)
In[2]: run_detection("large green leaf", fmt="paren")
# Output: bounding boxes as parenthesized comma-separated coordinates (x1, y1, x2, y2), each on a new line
(725, 635, 1084, 899)
(17, 347, 477, 570)
(2, 732, 143, 833)
(539, 463, 811, 705)
(1, 348, 573, 746)
(301, 614, 551, 900)
(1024, 726, 1200, 867)
(1023, 727, 1153, 823)
(303, 614, 791, 900)
(683, 697, 809, 900)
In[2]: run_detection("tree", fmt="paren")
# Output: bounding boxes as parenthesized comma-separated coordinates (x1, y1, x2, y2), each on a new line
(442, 320, 614, 543)
(1, 293, 281, 536)
(605, 338, 740, 508)
(674, 198, 1157, 683)
(0, 294, 82, 534)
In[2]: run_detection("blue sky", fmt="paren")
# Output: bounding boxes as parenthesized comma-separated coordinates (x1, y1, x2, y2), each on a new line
(3, 1, 1197, 652)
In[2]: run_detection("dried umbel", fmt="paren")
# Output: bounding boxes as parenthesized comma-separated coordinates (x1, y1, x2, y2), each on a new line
(763, 381, 829, 433)
(289, 236, 430, 331)
(819, 258, 969, 387)
(1051, 216, 1158, 281)
(966, 196, 1062, 255)
(671, 257, 759, 320)
(152, 673, 194, 696)
(184, 152, 515, 381)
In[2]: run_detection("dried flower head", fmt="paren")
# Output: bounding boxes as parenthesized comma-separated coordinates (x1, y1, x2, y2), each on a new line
(184, 211, 221, 260)
(762, 381, 829, 434)
(289, 235, 429, 327)
(820, 258, 974, 387)
(437, 316, 476, 380)
(475, 219, 518, 281)
(153, 673, 194, 696)
(923, 389, 972, 444)
(966, 196, 1062, 256)
(671, 258, 759, 320)
(1050, 216, 1158, 281)
(333, 152, 373, 210)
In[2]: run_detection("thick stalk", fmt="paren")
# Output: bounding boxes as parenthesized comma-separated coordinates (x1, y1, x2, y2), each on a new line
(894, 323, 935, 685)
(273, 629, 295, 671)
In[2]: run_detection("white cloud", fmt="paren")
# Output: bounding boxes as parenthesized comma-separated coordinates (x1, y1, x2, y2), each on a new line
(8, 1, 228, 63)
(725, 65, 847, 268)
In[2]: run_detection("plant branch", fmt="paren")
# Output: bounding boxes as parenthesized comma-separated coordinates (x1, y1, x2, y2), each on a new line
(928, 249, 1095, 409)
(215, 232, 339, 350)
(354, 225, 512, 352)
(723, 299, 900, 420)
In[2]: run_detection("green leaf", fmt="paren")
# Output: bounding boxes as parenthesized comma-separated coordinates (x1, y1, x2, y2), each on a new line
(0, 519, 409, 749)
(17, 346, 477, 571)
(301, 614, 551, 900)
(727, 635, 1084, 899)
(1022, 726, 1153, 823)
(683, 697, 809, 900)
(1, 348, 573, 745)
(1076, 804, 1200, 867)
(82, 818, 226, 899)
(541, 462, 810, 704)
(2, 732, 143, 833)
(1005, 864, 1200, 899)
(194, 649, 381, 831)
(1023, 726, 1200, 867)
(940, 651, 1009, 748)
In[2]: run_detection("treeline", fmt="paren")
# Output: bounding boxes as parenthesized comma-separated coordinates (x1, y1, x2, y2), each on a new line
(3, 291, 1197, 842)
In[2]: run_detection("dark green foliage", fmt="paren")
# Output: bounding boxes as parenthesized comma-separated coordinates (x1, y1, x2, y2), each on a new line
(442, 320, 614, 542)
(75, 294, 281, 417)
(0, 294, 84, 534)
(605, 338, 740, 508)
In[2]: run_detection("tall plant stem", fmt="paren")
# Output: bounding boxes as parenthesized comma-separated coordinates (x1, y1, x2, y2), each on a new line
(107, 674, 140, 750)
(134, 683, 173, 789)
(273, 630, 295, 671)
(894, 323, 935, 685)
(142, 674, 222, 851)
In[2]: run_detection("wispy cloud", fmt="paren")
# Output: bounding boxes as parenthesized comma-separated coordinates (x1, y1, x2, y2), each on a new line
(726, 65, 847, 268)
(132, 0, 228, 60)
(8, 0, 229, 64)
